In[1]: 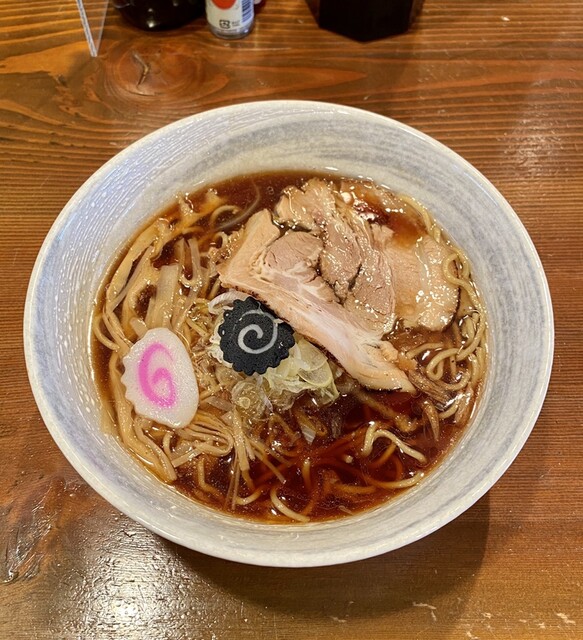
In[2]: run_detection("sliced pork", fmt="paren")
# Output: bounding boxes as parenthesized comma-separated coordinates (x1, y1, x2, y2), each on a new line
(275, 179, 395, 334)
(341, 180, 459, 331)
(217, 208, 414, 392)
(381, 234, 459, 331)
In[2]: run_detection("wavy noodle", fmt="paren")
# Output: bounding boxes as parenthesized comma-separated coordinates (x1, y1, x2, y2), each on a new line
(362, 422, 428, 464)
(362, 472, 423, 490)
(270, 486, 310, 523)
(196, 458, 223, 499)
(367, 442, 397, 469)
(235, 485, 269, 506)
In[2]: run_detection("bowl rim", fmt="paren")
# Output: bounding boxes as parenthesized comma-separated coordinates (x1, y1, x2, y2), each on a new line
(23, 100, 554, 567)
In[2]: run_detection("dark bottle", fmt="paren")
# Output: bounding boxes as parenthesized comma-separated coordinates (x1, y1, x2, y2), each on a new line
(114, 0, 205, 31)
(308, 0, 423, 42)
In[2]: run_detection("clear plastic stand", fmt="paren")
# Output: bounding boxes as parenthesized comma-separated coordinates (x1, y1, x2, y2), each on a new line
(76, 0, 108, 56)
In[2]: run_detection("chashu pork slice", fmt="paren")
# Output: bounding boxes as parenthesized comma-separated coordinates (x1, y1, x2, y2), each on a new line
(371, 225, 459, 331)
(275, 179, 361, 302)
(342, 179, 460, 331)
(217, 209, 414, 392)
(275, 178, 395, 333)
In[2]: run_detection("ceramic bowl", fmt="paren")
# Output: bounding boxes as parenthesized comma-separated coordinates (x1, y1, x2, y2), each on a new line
(24, 101, 553, 567)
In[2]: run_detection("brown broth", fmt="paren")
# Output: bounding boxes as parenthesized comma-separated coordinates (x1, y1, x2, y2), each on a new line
(93, 171, 484, 523)
(173, 390, 465, 522)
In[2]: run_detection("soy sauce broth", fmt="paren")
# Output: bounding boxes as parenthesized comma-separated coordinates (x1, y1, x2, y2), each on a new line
(93, 171, 485, 523)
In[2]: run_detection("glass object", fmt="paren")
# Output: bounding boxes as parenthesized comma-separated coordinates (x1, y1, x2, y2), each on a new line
(76, 0, 108, 56)
(114, 0, 205, 31)
(308, 0, 423, 41)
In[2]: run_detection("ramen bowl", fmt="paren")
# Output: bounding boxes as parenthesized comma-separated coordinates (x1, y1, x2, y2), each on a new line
(24, 101, 553, 567)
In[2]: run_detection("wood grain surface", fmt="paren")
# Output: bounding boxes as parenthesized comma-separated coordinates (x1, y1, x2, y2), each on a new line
(1, 0, 581, 638)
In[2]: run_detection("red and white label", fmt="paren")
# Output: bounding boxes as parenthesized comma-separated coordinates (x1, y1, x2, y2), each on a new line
(206, 0, 254, 35)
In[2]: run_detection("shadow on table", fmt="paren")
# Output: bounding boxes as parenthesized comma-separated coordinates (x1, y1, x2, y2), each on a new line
(166, 493, 490, 622)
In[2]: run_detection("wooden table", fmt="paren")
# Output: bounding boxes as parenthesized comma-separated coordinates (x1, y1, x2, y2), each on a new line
(1, 1, 581, 637)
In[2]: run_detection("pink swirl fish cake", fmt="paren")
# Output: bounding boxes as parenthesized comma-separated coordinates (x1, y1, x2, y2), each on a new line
(121, 328, 199, 429)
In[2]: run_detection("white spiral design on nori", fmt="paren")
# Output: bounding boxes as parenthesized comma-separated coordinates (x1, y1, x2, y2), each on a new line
(237, 310, 279, 355)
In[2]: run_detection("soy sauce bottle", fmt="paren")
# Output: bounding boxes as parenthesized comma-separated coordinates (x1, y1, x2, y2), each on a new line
(114, 0, 204, 31)
(310, 0, 423, 41)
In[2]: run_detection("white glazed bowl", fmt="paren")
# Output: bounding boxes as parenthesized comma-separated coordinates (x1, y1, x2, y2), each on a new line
(24, 101, 553, 567)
